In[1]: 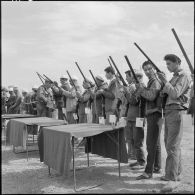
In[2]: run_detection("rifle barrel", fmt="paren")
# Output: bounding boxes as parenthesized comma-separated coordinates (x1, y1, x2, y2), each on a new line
(124, 55, 139, 84)
(134, 42, 162, 73)
(89, 70, 99, 88)
(66, 70, 77, 91)
(109, 56, 127, 86)
(36, 72, 45, 85)
(171, 28, 194, 73)
(75, 62, 86, 81)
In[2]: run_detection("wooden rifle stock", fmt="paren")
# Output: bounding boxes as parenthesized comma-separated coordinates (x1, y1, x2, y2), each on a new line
(134, 42, 162, 73)
(171, 28, 194, 74)
(124, 55, 139, 84)
(109, 56, 127, 86)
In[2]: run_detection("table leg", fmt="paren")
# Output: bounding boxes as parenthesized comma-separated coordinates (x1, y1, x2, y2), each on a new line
(26, 127, 29, 161)
(48, 166, 51, 176)
(72, 136, 77, 191)
(117, 130, 121, 178)
(86, 138, 89, 167)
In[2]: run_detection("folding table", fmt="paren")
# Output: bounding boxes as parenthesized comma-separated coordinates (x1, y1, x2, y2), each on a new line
(39, 123, 128, 191)
(6, 117, 66, 160)
(2, 114, 37, 146)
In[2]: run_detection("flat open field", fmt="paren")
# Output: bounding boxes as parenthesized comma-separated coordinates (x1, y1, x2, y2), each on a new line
(2, 116, 194, 194)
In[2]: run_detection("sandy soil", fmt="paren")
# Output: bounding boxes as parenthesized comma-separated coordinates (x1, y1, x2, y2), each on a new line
(2, 116, 194, 194)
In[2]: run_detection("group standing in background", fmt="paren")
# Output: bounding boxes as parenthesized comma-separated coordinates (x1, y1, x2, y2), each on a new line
(1, 53, 194, 193)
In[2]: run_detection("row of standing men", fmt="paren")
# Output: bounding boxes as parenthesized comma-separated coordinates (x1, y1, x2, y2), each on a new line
(1, 54, 194, 191)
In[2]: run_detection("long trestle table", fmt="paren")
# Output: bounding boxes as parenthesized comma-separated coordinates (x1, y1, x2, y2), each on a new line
(38, 123, 128, 191)
(6, 117, 66, 160)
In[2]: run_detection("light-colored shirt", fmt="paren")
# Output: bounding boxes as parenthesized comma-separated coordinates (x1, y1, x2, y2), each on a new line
(163, 69, 191, 107)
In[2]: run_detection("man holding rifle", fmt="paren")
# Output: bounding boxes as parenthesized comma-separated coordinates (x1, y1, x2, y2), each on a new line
(135, 60, 163, 180)
(36, 79, 54, 117)
(89, 75, 108, 123)
(157, 54, 191, 192)
(96, 66, 117, 124)
(122, 69, 146, 167)
(76, 78, 95, 123)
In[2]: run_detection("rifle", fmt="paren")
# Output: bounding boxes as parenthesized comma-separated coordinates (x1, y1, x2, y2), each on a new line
(75, 62, 87, 81)
(171, 28, 194, 74)
(36, 72, 45, 85)
(89, 70, 99, 88)
(66, 70, 77, 91)
(43, 74, 61, 90)
(124, 55, 139, 84)
(109, 56, 128, 86)
(89, 69, 106, 119)
(134, 42, 162, 73)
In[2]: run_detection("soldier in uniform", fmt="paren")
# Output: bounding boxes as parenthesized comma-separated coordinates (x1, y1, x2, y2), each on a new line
(20, 89, 31, 114)
(89, 75, 108, 123)
(30, 85, 38, 115)
(1, 87, 8, 114)
(76, 79, 95, 123)
(7, 88, 16, 114)
(122, 70, 146, 166)
(51, 75, 71, 120)
(136, 61, 163, 180)
(60, 76, 82, 124)
(96, 66, 117, 124)
(157, 54, 191, 192)
(36, 79, 54, 117)
(9, 87, 22, 114)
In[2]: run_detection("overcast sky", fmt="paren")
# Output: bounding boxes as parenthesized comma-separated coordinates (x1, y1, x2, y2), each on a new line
(2, 1, 194, 91)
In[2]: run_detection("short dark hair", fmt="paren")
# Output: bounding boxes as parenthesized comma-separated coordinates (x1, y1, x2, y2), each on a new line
(164, 54, 181, 64)
(125, 70, 132, 77)
(104, 66, 115, 75)
(142, 60, 153, 69)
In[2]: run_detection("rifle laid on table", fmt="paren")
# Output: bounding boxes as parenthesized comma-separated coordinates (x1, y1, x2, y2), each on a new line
(171, 28, 194, 74)
(89, 69, 106, 119)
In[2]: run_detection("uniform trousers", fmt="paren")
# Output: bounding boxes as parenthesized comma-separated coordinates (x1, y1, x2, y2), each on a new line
(145, 112, 162, 174)
(164, 109, 184, 181)
(125, 121, 145, 164)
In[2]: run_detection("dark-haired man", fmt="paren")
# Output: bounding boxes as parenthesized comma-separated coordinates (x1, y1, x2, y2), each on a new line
(96, 66, 117, 124)
(157, 54, 191, 192)
(136, 61, 163, 180)
(123, 69, 146, 166)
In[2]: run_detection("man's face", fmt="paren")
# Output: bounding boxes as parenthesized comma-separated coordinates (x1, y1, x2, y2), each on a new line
(165, 60, 178, 73)
(143, 64, 155, 78)
(125, 73, 133, 84)
(45, 81, 51, 88)
(60, 78, 68, 85)
(70, 79, 77, 87)
(105, 72, 112, 80)
(83, 81, 91, 89)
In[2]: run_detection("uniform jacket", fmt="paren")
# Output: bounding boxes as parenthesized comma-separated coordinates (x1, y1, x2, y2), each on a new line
(139, 76, 163, 116)
(103, 78, 116, 113)
(162, 69, 191, 110)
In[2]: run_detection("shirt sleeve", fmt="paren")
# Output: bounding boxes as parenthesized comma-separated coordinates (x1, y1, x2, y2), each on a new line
(163, 74, 190, 99)
(37, 87, 48, 103)
(140, 80, 161, 101)
(102, 81, 115, 100)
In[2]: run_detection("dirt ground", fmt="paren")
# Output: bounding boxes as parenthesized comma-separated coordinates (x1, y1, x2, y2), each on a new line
(2, 116, 194, 194)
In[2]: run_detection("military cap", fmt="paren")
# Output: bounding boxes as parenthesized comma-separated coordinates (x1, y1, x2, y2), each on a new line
(2, 87, 8, 92)
(71, 76, 78, 81)
(22, 89, 28, 93)
(95, 75, 104, 82)
(8, 88, 14, 92)
(60, 75, 68, 79)
(32, 85, 38, 90)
